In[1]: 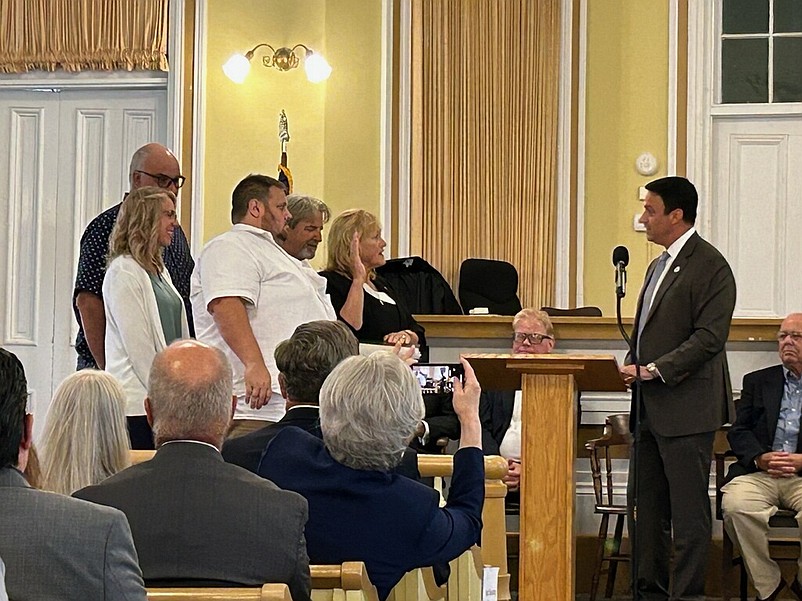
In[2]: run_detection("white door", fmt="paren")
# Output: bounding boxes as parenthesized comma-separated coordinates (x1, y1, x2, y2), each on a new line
(0, 88, 166, 438)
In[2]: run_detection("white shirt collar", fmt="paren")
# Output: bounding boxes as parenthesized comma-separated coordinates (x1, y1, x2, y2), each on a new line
(665, 226, 696, 259)
(160, 439, 221, 453)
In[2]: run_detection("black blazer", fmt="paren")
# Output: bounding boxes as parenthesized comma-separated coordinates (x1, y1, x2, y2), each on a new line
(479, 390, 515, 455)
(726, 365, 800, 482)
(75, 442, 312, 601)
(630, 232, 737, 436)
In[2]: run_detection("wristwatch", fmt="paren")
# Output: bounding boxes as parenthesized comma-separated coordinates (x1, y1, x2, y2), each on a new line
(645, 362, 659, 376)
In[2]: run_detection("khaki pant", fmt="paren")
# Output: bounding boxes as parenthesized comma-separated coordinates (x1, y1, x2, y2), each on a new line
(722, 472, 802, 599)
(226, 418, 275, 440)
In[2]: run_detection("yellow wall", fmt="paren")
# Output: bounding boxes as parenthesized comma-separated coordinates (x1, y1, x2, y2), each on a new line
(583, 1, 670, 316)
(203, 0, 382, 267)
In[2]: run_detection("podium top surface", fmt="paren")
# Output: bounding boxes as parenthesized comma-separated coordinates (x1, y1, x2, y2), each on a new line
(462, 353, 627, 392)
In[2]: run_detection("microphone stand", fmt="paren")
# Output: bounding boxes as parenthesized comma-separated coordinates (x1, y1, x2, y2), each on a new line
(615, 269, 642, 601)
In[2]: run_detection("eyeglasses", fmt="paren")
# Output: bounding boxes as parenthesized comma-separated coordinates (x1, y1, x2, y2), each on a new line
(513, 332, 553, 345)
(777, 331, 802, 342)
(136, 170, 186, 189)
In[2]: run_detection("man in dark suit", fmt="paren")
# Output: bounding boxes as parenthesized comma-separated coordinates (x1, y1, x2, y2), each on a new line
(620, 176, 737, 601)
(222, 320, 358, 473)
(74, 340, 312, 601)
(723, 313, 802, 601)
(480, 307, 555, 492)
(0, 348, 147, 601)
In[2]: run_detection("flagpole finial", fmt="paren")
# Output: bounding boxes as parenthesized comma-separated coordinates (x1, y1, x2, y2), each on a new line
(278, 110, 290, 153)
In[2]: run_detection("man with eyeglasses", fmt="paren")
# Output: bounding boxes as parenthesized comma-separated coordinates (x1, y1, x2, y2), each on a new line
(722, 313, 802, 601)
(73, 143, 195, 370)
(479, 307, 555, 492)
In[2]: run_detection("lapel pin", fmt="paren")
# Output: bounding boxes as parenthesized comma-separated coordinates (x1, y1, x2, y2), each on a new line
(673, 266, 680, 273)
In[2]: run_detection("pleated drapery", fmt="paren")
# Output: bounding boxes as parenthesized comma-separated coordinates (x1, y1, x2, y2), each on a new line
(0, 0, 169, 73)
(410, 0, 560, 309)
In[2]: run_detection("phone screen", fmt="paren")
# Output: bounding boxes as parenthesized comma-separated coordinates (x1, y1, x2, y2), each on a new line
(411, 363, 464, 395)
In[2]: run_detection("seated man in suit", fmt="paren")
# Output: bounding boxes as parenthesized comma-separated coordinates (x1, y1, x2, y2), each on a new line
(0, 349, 146, 601)
(479, 307, 555, 492)
(222, 320, 358, 472)
(74, 340, 312, 601)
(723, 312, 802, 601)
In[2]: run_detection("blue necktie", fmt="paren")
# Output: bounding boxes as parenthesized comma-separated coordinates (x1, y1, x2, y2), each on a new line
(637, 251, 670, 345)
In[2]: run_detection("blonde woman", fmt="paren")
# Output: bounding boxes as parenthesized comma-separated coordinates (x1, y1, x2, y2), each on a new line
(40, 370, 130, 495)
(104, 186, 189, 448)
(320, 209, 425, 352)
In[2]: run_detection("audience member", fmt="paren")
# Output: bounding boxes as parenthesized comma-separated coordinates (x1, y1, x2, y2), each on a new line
(74, 340, 312, 601)
(105, 186, 189, 449)
(320, 209, 426, 354)
(222, 320, 357, 472)
(73, 142, 194, 370)
(191, 174, 335, 438)
(723, 312, 802, 601)
(479, 308, 555, 492)
(40, 369, 130, 495)
(275, 194, 329, 261)
(259, 353, 483, 600)
(0, 348, 146, 600)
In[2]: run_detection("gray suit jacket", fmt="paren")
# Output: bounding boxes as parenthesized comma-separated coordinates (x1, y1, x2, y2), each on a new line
(631, 232, 737, 436)
(0, 466, 146, 601)
(74, 441, 312, 601)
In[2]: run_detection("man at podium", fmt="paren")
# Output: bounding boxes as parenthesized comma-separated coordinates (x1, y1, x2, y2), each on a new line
(620, 176, 736, 600)
(479, 307, 555, 494)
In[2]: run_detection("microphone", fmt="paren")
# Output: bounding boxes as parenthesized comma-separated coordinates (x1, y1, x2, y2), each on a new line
(612, 246, 629, 299)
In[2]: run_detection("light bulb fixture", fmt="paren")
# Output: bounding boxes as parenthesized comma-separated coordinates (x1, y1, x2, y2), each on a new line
(222, 43, 332, 84)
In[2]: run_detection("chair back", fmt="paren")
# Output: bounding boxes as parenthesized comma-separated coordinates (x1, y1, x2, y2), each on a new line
(540, 306, 602, 317)
(458, 259, 521, 315)
(585, 414, 632, 508)
(375, 256, 462, 315)
(147, 583, 291, 600)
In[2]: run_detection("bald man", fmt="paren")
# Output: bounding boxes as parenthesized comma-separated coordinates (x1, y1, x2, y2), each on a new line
(73, 143, 195, 370)
(74, 340, 312, 601)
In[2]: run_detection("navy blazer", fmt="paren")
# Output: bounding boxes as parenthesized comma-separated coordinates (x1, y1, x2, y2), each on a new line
(726, 365, 801, 482)
(258, 427, 484, 600)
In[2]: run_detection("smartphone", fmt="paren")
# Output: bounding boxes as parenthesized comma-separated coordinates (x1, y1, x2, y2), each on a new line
(411, 363, 464, 395)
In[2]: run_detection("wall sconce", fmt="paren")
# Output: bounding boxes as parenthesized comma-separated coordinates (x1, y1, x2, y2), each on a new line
(223, 43, 332, 84)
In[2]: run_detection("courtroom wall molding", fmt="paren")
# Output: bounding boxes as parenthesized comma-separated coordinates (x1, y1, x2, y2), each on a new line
(190, 0, 207, 257)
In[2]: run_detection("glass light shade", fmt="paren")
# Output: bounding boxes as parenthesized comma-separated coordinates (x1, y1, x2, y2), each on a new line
(223, 53, 251, 84)
(304, 52, 332, 83)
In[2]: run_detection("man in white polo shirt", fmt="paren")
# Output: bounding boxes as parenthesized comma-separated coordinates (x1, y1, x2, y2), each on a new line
(191, 174, 336, 438)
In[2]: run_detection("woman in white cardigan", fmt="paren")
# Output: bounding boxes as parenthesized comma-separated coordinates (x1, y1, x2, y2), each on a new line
(104, 186, 189, 448)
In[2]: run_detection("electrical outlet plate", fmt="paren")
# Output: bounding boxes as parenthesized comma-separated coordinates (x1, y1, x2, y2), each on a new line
(634, 213, 646, 232)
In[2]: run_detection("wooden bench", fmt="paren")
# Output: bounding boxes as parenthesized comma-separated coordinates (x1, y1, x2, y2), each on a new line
(147, 583, 291, 600)
(311, 562, 379, 601)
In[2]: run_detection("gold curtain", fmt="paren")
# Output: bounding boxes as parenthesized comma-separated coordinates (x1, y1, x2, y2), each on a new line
(0, 0, 169, 73)
(410, 0, 560, 309)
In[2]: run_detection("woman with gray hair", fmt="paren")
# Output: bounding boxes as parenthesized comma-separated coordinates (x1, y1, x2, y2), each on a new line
(259, 352, 484, 600)
(40, 370, 130, 495)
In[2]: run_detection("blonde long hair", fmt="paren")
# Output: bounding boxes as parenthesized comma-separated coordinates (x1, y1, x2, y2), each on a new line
(40, 370, 131, 495)
(108, 186, 175, 273)
(325, 209, 380, 279)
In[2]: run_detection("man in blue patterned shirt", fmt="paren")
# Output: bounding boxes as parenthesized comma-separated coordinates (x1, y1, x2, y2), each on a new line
(723, 313, 802, 601)
(72, 143, 195, 369)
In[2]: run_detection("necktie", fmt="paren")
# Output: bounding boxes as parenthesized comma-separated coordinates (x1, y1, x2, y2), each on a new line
(637, 251, 670, 345)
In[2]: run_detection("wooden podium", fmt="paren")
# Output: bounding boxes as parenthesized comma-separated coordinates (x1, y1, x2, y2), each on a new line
(464, 353, 627, 601)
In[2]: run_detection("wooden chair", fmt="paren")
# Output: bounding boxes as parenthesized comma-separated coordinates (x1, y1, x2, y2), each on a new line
(417, 454, 510, 601)
(714, 450, 800, 601)
(585, 413, 632, 601)
(540, 306, 603, 317)
(130, 449, 156, 464)
(147, 583, 291, 600)
(311, 561, 379, 601)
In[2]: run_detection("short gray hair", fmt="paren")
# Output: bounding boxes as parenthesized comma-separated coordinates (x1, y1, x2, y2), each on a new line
(40, 370, 130, 495)
(512, 308, 555, 337)
(286, 194, 330, 229)
(320, 352, 424, 471)
(148, 341, 233, 446)
(275, 320, 359, 404)
(128, 145, 152, 187)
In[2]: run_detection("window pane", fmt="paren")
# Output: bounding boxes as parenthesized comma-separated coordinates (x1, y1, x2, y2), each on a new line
(722, 0, 768, 34)
(775, 0, 802, 33)
(774, 38, 802, 102)
(722, 38, 769, 103)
